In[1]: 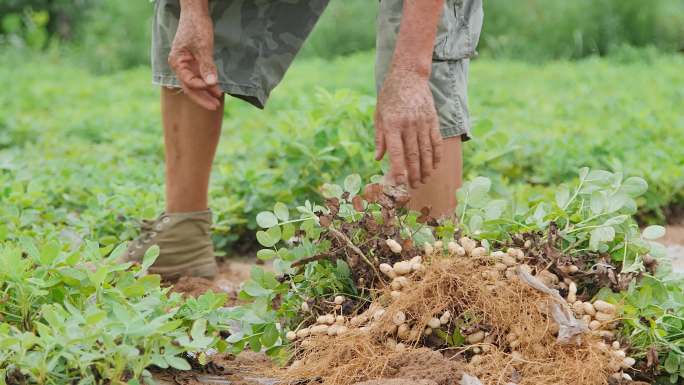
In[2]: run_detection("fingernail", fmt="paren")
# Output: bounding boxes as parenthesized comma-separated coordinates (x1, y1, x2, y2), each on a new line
(206, 74, 217, 84)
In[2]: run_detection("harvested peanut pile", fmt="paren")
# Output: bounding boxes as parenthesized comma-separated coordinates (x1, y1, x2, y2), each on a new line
(281, 239, 634, 385)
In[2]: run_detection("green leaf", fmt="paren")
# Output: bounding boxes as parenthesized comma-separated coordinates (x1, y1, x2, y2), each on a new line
(590, 191, 604, 215)
(107, 243, 129, 261)
(589, 227, 615, 250)
(190, 319, 207, 341)
(343, 174, 362, 195)
(266, 226, 282, 245)
(157, 320, 183, 333)
(555, 185, 570, 208)
(141, 245, 160, 272)
(255, 269, 280, 289)
(215, 339, 229, 353)
(41, 305, 64, 328)
(281, 223, 295, 241)
(642, 225, 666, 240)
(249, 335, 262, 352)
(122, 283, 146, 298)
(468, 214, 483, 233)
(273, 203, 289, 221)
(585, 169, 612, 182)
(165, 356, 191, 371)
(465, 177, 492, 208)
(19, 237, 41, 263)
(606, 193, 630, 213)
(242, 281, 271, 297)
(451, 328, 465, 346)
(273, 259, 294, 275)
(85, 311, 107, 325)
(602, 215, 628, 227)
(664, 351, 679, 374)
(620, 176, 648, 197)
(321, 183, 343, 199)
(262, 323, 280, 347)
(257, 249, 277, 261)
(256, 231, 277, 247)
(39, 242, 60, 266)
(256, 211, 278, 229)
(88, 266, 108, 287)
(468, 176, 491, 195)
(484, 199, 506, 220)
(648, 241, 667, 259)
(336, 259, 351, 279)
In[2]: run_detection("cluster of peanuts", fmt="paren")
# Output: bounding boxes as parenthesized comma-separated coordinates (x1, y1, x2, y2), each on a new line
(378, 250, 424, 300)
(566, 288, 636, 377)
(285, 295, 350, 342)
(375, 240, 449, 351)
(433, 236, 637, 379)
(383, 309, 452, 352)
(288, 235, 637, 381)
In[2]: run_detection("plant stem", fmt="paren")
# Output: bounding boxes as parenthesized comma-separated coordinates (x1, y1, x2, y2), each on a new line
(328, 227, 380, 279)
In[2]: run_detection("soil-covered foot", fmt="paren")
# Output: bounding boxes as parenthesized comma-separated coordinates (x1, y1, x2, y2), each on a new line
(120, 211, 218, 279)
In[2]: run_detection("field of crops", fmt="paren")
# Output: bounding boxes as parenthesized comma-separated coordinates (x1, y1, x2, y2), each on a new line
(1, 50, 684, 384)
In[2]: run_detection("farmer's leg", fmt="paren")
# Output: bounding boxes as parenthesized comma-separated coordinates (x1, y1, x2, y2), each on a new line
(162, 87, 224, 213)
(119, 87, 221, 279)
(407, 137, 462, 218)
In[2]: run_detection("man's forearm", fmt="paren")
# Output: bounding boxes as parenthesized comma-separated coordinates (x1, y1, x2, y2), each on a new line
(179, 0, 210, 15)
(390, 0, 445, 78)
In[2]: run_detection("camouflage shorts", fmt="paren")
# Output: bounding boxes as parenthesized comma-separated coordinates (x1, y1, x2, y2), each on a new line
(152, 0, 483, 139)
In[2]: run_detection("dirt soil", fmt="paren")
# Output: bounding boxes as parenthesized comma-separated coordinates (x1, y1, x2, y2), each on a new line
(170, 258, 269, 302)
(374, 348, 463, 385)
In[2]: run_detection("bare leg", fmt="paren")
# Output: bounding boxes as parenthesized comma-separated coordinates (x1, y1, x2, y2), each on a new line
(162, 87, 224, 213)
(407, 136, 463, 219)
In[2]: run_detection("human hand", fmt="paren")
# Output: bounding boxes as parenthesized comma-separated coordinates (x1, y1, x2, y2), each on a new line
(375, 69, 442, 188)
(168, 2, 222, 110)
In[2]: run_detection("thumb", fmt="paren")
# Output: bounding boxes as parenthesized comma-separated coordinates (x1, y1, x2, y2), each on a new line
(197, 51, 218, 86)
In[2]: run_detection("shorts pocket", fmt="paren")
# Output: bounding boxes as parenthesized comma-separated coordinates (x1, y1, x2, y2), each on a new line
(433, 0, 483, 61)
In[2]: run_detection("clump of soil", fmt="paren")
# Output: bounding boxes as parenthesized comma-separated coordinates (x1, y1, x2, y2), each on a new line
(171, 276, 224, 298)
(171, 259, 265, 301)
(387, 348, 463, 385)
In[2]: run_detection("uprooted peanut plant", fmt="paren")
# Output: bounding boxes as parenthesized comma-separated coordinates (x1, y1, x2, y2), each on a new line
(232, 169, 684, 385)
